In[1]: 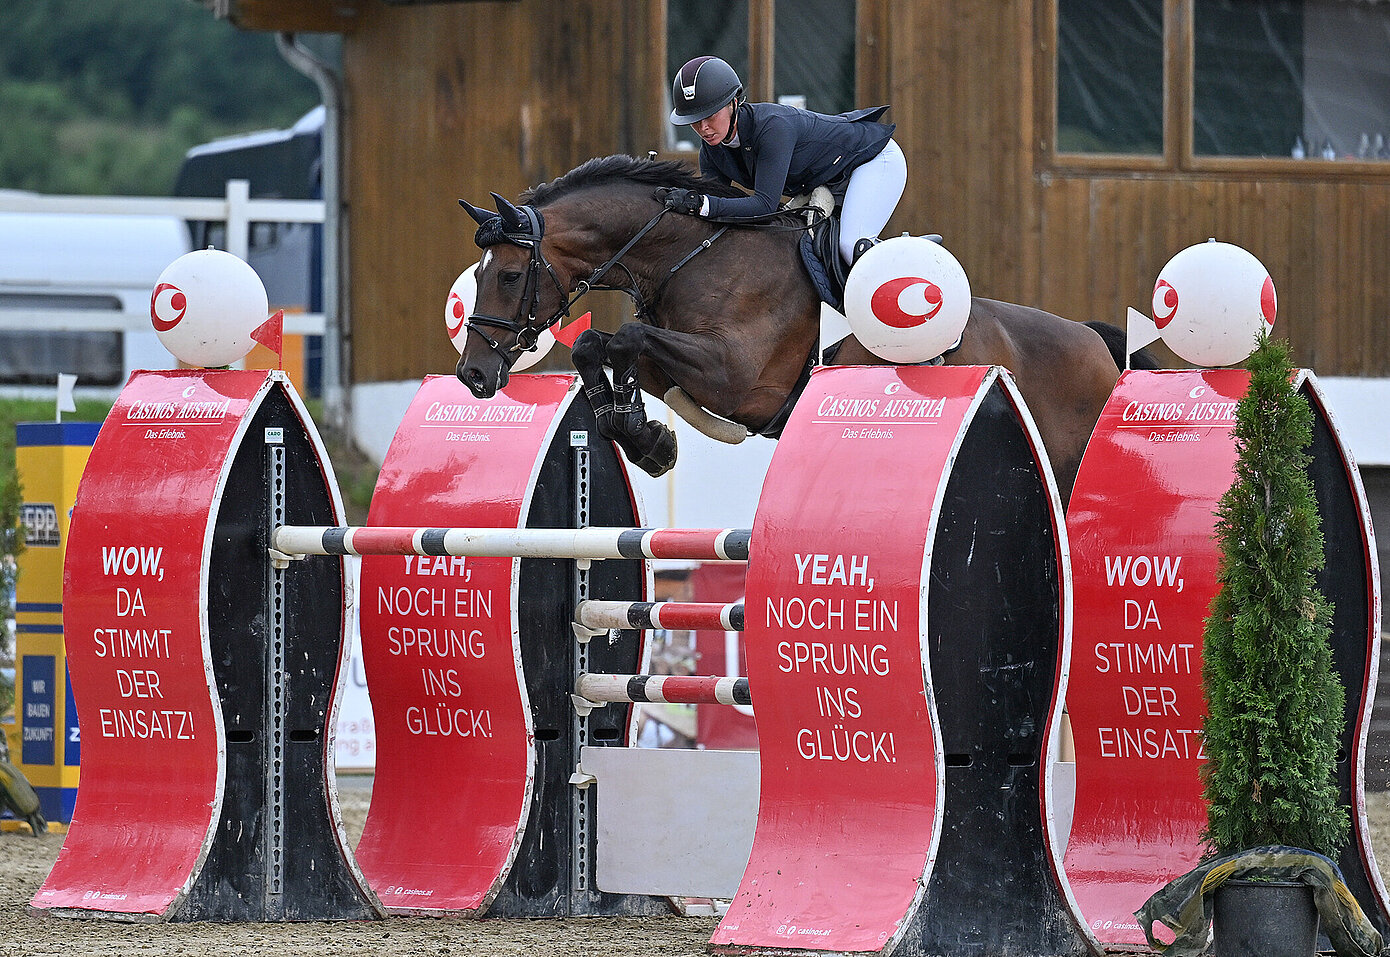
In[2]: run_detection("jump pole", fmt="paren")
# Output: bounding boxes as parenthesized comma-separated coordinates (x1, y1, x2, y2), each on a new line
(572, 599, 745, 635)
(574, 673, 751, 708)
(271, 525, 750, 562)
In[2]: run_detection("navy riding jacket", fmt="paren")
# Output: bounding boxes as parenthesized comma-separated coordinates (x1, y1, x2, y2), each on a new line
(698, 102, 895, 219)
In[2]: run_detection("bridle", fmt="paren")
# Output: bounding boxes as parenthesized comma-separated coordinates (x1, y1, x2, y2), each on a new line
(463, 203, 570, 360)
(463, 192, 813, 368)
(465, 201, 675, 366)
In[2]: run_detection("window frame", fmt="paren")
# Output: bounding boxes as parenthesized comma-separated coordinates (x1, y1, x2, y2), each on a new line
(659, 0, 868, 154)
(1039, 0, 1390, 178)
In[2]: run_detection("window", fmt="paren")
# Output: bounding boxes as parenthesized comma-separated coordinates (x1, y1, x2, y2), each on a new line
(1201, 0, 1390, 160)
(1193, 0, 1303, 157)
(0, 293, 123, 387)
(1054, 0, 1390, 164)
(666, 0, 751, 151)
(774, 0, 856, 116)
(1057, 0, 1163, 154)
(665, 0, 857, 151)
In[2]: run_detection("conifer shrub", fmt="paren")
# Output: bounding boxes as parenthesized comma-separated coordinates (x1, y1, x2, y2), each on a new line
(1200, 334, 1347, 857)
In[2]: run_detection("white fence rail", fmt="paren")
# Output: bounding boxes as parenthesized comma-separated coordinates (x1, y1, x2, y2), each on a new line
(0, 179, 327, 336)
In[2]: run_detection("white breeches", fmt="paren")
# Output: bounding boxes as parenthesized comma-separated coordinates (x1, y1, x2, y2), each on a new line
(838, 137, 908, 263)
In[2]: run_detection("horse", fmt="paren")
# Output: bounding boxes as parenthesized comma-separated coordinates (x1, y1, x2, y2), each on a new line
(456, 154, 1131, 505)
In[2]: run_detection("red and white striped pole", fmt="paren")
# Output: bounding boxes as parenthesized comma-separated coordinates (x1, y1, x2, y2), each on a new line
(574, 599, 744, 634)
(272, 525, 751, 562)
(574, 673, 751, 708)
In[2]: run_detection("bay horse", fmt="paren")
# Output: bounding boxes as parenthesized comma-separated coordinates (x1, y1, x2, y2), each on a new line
(456, 154, 1126, 505)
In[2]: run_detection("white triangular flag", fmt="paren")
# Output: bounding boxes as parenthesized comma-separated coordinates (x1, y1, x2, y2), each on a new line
(819, 301, 851, 359)
(1126, 307, 1161, 365)
(56, 373, 77, 422)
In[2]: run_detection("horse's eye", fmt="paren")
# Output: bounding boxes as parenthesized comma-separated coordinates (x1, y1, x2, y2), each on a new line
(500, 270, 523, 287)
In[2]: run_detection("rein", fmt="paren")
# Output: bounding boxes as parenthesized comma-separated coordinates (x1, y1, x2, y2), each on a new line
(468, 203, 740, 363)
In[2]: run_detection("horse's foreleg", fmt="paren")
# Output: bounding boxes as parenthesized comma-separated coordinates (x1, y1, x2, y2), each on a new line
(571, 327, 678, 478)
(602, 331, 679, 478)
(571, 328, 620, 422)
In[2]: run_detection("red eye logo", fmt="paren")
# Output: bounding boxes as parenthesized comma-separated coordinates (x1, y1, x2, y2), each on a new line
(870, 277, 943, 329)
(1260, 274, 1276, 327)
(446, 292, 468, 338)
(1152, 279, 1178, 328)
(150, 282, 187, 332)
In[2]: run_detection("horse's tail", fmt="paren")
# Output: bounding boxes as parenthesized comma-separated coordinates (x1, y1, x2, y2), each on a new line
(1084, 320, 1162, 371)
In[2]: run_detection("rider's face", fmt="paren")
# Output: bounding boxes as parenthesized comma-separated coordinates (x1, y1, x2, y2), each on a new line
(692, 103, 735, 145)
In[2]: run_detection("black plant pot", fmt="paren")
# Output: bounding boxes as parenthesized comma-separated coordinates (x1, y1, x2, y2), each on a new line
(1213, 878, 1319, 957)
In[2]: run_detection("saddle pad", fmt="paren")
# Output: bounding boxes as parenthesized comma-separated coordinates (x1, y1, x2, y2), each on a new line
(799, 218, 845, 311)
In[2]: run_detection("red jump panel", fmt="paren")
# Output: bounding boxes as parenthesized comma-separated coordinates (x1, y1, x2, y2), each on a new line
(713, 365, 1090, 956)
(354, 374, 571, 915)
(34, 370, 377, 921)
(354, 374, 664, 919)
(1063, 369, 1243, 947)
(36, 372, 255, 917)
(1064, 369, 1388, 947)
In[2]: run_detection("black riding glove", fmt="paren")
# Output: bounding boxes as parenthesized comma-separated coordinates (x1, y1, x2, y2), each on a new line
(654, 187, 704, 216)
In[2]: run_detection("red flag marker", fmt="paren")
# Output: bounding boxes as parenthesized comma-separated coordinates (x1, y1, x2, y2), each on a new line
(251, 310, 285, 368)
(553, 311, 591, 348)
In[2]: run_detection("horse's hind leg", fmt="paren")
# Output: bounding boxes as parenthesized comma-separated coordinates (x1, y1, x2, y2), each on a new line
(571, 329, 678, 478)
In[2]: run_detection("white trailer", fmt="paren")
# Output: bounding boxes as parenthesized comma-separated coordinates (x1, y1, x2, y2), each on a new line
(0, 199, 191, 396)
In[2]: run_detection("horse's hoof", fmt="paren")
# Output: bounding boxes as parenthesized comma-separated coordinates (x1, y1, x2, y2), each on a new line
(631, 421, 678, 477)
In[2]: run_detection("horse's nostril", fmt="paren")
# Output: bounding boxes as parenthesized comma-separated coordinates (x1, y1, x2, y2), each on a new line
(458, 365, 491, 398)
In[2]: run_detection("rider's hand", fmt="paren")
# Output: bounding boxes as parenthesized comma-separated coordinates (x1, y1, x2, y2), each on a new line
(653, 187, 704, 216)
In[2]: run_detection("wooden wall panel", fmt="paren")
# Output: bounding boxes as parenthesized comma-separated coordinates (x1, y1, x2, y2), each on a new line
(1361, 191, 1390, 373)
(327, 0, 1390, 383)
(877, 0, 1036, 306)
(1022, 172, 1390, 374)
(343, 0, 660, 383)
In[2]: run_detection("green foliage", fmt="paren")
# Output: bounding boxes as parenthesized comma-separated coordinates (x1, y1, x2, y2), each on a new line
(0, 0, 319, 196)
(0, 419, 19, 718)
(304, 400, 379, 526)
(1200, 334, 1347, 858)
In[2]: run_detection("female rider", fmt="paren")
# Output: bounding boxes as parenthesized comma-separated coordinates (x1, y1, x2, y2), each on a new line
(660, 55, 908, 266)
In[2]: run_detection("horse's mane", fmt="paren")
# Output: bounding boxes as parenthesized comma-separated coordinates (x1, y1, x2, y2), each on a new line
(522, 154, 746, 205)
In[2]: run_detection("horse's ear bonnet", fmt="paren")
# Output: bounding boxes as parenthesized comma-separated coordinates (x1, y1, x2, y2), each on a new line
(459, 198, 494, 227)
(459, 194, 545, 249)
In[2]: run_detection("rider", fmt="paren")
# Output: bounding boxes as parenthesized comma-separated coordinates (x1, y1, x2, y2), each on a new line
(661, 55, 907, 266)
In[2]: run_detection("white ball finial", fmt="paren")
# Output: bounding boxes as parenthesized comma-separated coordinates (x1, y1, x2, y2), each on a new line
(1152, 240, 1276, 367)
(150, 249, 269, 367)
(841, 236, 972, 363)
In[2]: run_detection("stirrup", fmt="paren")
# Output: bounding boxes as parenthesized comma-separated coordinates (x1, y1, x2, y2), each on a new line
(851, 237, 879, 264)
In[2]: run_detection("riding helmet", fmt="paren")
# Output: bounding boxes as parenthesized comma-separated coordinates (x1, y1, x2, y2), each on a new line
(670, 56, 743, 125)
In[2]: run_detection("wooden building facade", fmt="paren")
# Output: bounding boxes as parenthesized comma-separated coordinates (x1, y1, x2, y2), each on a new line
(217, 0, 1390, 384)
